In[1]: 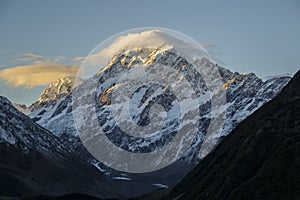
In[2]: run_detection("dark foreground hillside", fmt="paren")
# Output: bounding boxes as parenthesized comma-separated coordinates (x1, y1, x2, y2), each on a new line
(163, 70, 300, 200)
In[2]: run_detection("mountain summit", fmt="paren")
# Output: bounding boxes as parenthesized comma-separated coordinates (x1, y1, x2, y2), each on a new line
(8, 30, 292, 196)
(30, 46, 290, 161)
(33, 76, 79, 107)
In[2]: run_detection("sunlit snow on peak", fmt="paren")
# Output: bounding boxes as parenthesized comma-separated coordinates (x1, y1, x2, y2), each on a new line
(78, 28, 210, 79)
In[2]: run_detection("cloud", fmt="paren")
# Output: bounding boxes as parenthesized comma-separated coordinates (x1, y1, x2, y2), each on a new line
(0, 31, 216, 89)
(73, 56, 85, 61)
(0, 60, 79, 88)
(16, 53, 48, 62)
(83, 30, 174, 66)
(78, 30, 214, 67)
(23, 53, 47, 59)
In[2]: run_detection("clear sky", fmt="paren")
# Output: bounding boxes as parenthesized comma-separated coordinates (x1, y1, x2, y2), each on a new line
(0, 0, 299, 105)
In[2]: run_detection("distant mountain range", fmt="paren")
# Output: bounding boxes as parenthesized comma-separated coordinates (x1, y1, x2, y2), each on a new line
(16, 48, 290, 165)
(1, 32, 296, 199)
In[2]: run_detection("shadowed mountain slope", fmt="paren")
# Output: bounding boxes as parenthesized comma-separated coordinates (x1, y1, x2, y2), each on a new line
(164, 69, 300, 200)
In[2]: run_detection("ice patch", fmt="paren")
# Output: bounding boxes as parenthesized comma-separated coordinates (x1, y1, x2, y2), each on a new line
(152, 183, 169, 189)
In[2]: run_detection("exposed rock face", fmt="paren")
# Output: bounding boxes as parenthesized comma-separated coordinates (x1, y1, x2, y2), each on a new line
(5, 30, 294, 198)
(34, 76, 78, 108)
(6, 46, 291, 198)
(164, 70, 300, 200)
(29, 48, 290, 163)
(12, 48, 286, 196)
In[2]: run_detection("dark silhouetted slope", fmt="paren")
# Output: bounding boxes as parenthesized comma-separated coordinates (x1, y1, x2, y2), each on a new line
(164, 70, 300, 200)
(22, 193, 111, 200)
(0, 97, 121, 199)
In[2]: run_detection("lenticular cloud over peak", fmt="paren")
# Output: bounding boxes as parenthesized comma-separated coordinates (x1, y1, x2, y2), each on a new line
(81, 28, 210, 70)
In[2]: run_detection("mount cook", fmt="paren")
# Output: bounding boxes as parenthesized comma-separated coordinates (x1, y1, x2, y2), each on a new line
(5, 30, 291, 198)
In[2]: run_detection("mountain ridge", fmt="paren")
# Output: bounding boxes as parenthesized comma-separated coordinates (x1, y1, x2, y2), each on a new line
(0, 96, 124, 199)
(8, 45, 292, 198)
(28, 48, 290, 161)
(163, 70, 300, 199)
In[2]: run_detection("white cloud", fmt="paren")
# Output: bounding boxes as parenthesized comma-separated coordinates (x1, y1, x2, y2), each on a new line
(81, 30, 173, 66)
(0, 60, 79, 88)
(0, 30, 213, 89)
(79, 29, 210, 67)
(73, 56, 85, 61)
(23, 53, 47, 59)
(17, 53, 48, 62)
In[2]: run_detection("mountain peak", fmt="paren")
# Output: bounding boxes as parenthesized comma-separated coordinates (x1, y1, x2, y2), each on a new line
(85, 29, 210, 76)
(34, 76, 79, 107)
(0, 96, 10, 104)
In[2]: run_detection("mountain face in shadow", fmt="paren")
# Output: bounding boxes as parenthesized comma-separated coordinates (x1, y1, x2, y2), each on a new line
(0, 97, 122, 199)
(164, 70, 300, 200)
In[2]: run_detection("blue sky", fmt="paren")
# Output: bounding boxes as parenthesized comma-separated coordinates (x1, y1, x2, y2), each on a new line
(0, 0, 299, 105)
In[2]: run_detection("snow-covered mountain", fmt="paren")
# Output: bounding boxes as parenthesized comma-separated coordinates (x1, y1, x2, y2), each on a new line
(12, 103, 31, 115)
(164, 69, 300, 200)
(10, 30, 289, 191)
(33, 76, 79, 108)
(28, 48, 290, 164)
(28, 77, 80, 136)
(13, 76, 81, 124)
(5, 29, 293, 197)
(0, 96, 71, 154)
